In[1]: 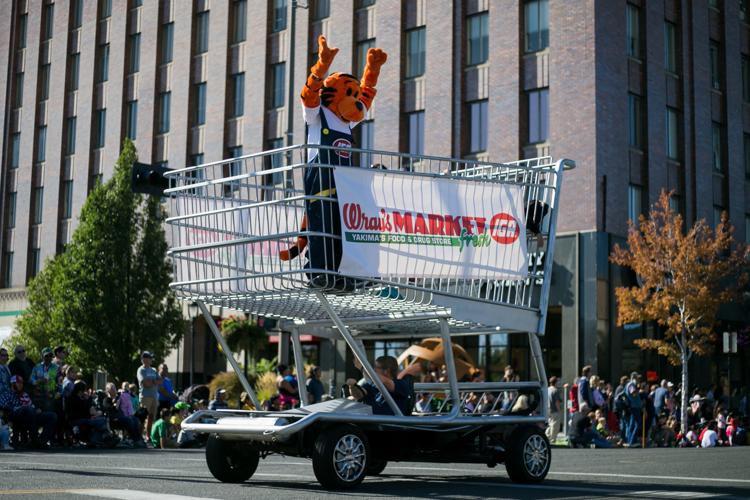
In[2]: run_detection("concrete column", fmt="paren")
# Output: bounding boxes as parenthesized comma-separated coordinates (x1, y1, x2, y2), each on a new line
(168, 0, 193, 169)
(423, 0, 453, 158)
(102, 0, 127, 175)
(487, 0, 520, 162)
(12, 0, 42, 286)
(243, 2, 268, 154)
(135, 0, 159, 162)
(372, 0, 401, 153)
(203, 1, 229, 162)
(39, 0, 70, 264)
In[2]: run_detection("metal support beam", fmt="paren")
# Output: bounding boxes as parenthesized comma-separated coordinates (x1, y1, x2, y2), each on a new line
(197, 301, 261, 409)
(291, 329, 309, 407)
(315, 291, 403, 416)
(528, 332, 549, 421)
(438, 318, 461, 417)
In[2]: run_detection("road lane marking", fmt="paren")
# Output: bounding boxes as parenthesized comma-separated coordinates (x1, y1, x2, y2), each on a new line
(70, 490, 221, 500)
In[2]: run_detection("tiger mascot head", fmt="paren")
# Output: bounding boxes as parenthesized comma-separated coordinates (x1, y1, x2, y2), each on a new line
(320, 73, 370, 123)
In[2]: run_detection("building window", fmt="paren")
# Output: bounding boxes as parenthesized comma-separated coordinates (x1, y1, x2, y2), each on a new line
(628, 184, 642, 222)
(713, 206, 724, 230)
(94, 109, 106, 149)
(33, 187, 44, 225)
(125, 100, 138, 139)
(72, 0, 84, 29)
(628, 93, 643, 149)
(355, 39, 375, 80)
(62, 180, 73, 219)
(466, 12, 489, 66)
(3, 252, 13, 288)
(43, 3, 54, 41)
(7, 192, 16, 229)
(712, 123, 723, 172)
(626, 3, 641, 59)
(664, 21, 678, 73)
(18, 13, 27, 48)
(744, 133, 750, 180)
(69, 53, 80, 90)
(405, 28, 426, 79)
(272, 0, 287, 32)
(128, 33, 141, 74)
(666, 107, 679, 160)
(230, 73, 245, 117)
(264, 139, 285, 185)
(161, 22, 174, 63)
(710, 42, 721, 90)
(407, 111, 425, 156)
(39, 64, 50, 101)
(232, 0, 247, 43)
(270, 63, 285, 109)
(312, 0, 330, 21)
(524, 0, 549, 53)
(528, 88, 549, 144)
(98, 44, 110, 82)
(196, 11, 209, 54)
(227, 145, 244, 194)
(742, 56, 750, 103)
(158, 92, 170, 133)
(13, 73, 23, 108)
(195, 84, 206, 125)
(29, 248, 40, 279)
(100, 0, 112, 18)
(467, 100, 488, 153)
(37, 126, 47, 162)
(10, 133, 20, 168)
(66, 117, 76, 154)
(358, 120, 374, 167)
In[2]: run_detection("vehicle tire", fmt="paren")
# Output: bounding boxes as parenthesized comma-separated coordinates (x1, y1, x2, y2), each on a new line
(366, 458, 388, 476)
(504, 426, 551, 483)
(312, 425, 369, 489)
(205, 435, 260, 483)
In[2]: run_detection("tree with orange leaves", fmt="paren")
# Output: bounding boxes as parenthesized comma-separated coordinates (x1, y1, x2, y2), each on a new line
(610, 191, 748, 434)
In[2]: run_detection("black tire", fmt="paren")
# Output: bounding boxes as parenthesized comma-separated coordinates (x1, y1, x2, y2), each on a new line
(312, 425, 369, 490)
(205, 435, 260, 483)
(366, 458, 388, 476)
(504, 426, 551, 483)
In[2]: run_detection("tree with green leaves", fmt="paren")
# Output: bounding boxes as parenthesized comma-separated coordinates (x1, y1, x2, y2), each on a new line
(10, 139, 184, 383)
(610, 191, 748, 434)
(221, 315, 268, 381)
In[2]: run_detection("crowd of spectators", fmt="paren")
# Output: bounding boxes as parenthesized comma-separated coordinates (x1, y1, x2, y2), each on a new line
(551, 365, 748, 448)
(0, 346, 207, 451)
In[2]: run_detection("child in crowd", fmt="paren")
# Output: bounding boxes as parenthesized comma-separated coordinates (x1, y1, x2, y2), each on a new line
(0, 410, 12, 451)
(150, 408, 176, 449)
(117, 382, 134, 417)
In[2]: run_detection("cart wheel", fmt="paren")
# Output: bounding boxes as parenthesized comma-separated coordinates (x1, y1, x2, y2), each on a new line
(205, 435, 260, 483)
(504, 426, 551, 483)
(312, 425, 369, 489)
(366, 458, 388, 476)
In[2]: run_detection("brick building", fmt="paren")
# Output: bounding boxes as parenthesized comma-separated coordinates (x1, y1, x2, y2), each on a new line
(0, 0, 748, 388)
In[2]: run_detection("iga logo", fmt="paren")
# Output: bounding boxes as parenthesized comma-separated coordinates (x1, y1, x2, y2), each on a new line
(489, 213, 520, 245)
(333, 138, 352, 158)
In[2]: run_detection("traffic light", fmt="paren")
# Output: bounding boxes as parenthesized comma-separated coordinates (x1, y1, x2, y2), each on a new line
(131, 162, 172, 196)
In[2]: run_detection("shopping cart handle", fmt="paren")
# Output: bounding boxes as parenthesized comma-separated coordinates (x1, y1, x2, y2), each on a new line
(131, 162, 172, 196)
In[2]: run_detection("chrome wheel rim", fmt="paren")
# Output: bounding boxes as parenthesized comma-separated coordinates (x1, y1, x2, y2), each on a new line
(522, 434, 549, 478)
(333, 434, 366, 482)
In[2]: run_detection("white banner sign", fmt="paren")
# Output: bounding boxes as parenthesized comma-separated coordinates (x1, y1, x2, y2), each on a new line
(335, 168, 528, 280)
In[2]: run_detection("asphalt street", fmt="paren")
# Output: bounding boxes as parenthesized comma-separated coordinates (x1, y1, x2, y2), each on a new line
(0, 447, 748, 499)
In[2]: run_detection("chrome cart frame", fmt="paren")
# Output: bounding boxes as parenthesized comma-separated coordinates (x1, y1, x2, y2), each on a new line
(161, 145, 574, 488)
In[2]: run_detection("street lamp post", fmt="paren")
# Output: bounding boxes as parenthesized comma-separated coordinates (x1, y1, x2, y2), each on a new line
(188, 301, 199, 387)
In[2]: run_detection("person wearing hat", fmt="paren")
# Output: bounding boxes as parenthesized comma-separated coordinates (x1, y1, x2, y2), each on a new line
(136, 351, 162, 436)
(29, 347, 60, 413)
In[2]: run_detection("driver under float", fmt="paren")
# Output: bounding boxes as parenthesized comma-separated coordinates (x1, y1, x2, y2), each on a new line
(280, 36, 387, 291)
(346, 356, 421, 416)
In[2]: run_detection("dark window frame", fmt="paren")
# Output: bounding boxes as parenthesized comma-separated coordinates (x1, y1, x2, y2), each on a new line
(405, 27, 426, 79)
(524, 0, 549, 53)
(466, 12, 489, 66)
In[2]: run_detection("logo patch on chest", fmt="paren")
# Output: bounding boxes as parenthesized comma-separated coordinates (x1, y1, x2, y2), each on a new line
(332, 138, 352, 158)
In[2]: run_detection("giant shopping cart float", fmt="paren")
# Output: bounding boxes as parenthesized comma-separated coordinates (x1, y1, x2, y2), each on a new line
(139, 145, 574, 489)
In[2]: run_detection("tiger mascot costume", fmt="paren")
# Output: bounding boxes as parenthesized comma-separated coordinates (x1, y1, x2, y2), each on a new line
(279, 35, 387, 290)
